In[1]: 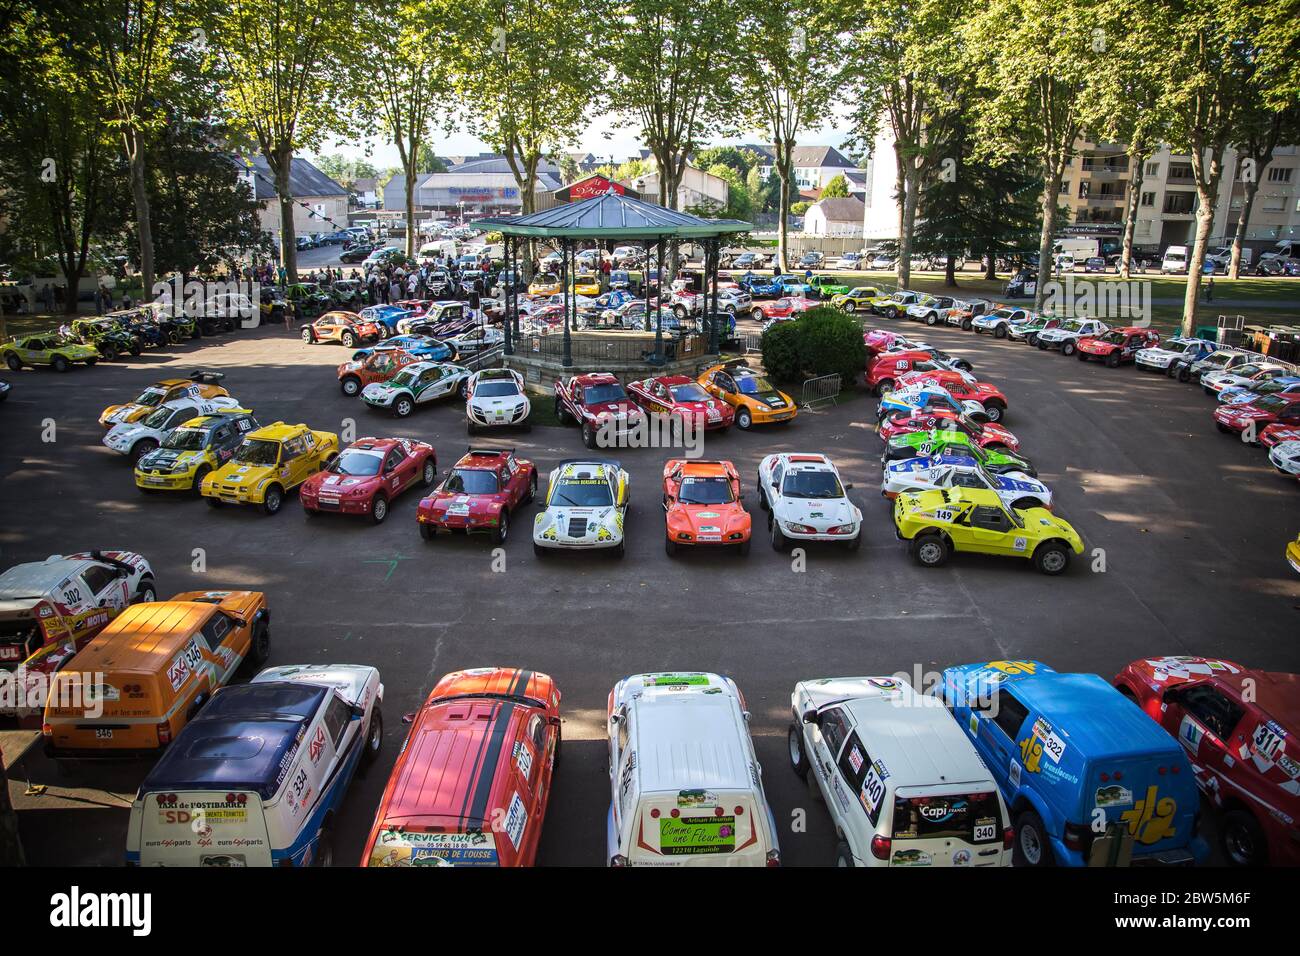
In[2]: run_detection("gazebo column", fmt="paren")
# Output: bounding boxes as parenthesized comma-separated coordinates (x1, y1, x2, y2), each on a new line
(654, 236, 665, 363)
(642, 240, 652, 333)
(707, 238, 720, 354)
(561, 237, 572, 368)
(503, 235, 514, 356)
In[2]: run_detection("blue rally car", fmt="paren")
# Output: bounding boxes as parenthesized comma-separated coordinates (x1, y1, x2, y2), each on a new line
(358, 305, 416, 337)
(937, 660, 1205, 867)
(349, 333, 455, 363)
(125, 664, 383, 867)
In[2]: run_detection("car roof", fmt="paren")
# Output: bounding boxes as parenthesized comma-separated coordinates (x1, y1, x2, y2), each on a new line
(177, 411, 253, 429)
(65, 600, 218, 672)
(347, 437, 401, 452)
(0, 555, 94, 598)
(556, 459, 616, 479)
(245, 421, 310, 441)
(141, 682, 328, 799)
(775, 452, 833, 470)
(455, 448, 509, 469)
(842, 681, 995, 787)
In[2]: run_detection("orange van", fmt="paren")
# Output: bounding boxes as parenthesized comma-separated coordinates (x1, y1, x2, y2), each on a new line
(42, 590, 269, 759)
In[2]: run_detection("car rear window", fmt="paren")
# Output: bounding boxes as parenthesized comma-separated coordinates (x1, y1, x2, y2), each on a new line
(891, 791, 1003, 842)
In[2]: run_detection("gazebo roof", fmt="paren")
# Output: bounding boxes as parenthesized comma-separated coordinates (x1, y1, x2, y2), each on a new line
(476, 190, 752, 239)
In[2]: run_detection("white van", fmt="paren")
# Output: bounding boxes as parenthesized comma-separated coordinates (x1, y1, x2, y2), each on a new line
(606, 672, 780, 866)
(789, 675, 1012, 868)
(418, 240, 458, 264)
(1161, 245, 1189, 274)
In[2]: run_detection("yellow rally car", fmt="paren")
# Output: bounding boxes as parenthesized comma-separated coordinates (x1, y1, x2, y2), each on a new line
(99, 372, 228, 429)
(134, 409, 259, 494)
(200, 421, 338, 515)
(893, 487, 1084, 575)
(528, 272, 562, 296)
(573, 273, 601, 296)
(828, 286, 882, 313)
(698, 361, 797, 430)
(1287, 533, 1300, 575)
(3, 333, 100, 371)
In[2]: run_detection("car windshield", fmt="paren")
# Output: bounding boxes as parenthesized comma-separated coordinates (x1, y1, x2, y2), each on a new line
(1254, 396, 1290, 412)
(551, 477, 613, 508)
(534, 273, 558, 284)
(1059, 319, 1086, 332)
(679, 475, 734, 505)
(475, 381, 519, 398)
(991, 309, 1016, 320)
(781, 469, 844, 499)
(162, 427, 207, 450)
(142, 406, 178, 428)
(1099, 331, 1125, 344)
(1250, 380, 1288, 394)
(1203, 353, 1233, 367)
(331, 449, 383, 477)
(736, 375, 776, 395)
(134, 387, 168, 407)
(233, 438, 280, 465)
(390, 369, 418, 388)
(583, 383, 626, 404)
(670, 383, 711, 402)
(444, 468, 498, 494)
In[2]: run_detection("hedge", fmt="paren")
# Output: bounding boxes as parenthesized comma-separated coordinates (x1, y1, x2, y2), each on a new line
(759, 305, 864, 386)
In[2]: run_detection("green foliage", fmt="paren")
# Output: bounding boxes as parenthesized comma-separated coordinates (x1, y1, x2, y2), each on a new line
(820, 174, 849, 198)
(791, 200, 812, 216)
(761, 306, 865, 385)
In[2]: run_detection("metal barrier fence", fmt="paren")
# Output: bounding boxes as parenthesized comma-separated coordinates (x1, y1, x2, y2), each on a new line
(460, 343, 504, 371)
(741, 331, 764, 354)
(800, 373, 842, 409)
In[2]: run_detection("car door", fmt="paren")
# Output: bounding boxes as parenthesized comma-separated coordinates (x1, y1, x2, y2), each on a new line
(977, 689, 1031, 793)
(80, 562, 130, 617)
(384, 445, 414, 495)
(1164, 682, 1245, 778)
(809, 706, 854, 830)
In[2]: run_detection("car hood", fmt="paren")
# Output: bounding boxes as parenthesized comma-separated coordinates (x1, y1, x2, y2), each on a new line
(137, 447, 205, 470)
(776, 496, 857, 524)
(211, 462, 276, 484)
(104, 421, 160, 446)
(305, 472, 376, 493)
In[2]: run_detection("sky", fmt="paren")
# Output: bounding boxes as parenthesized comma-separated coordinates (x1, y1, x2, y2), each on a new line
(312, 103, 859, 170)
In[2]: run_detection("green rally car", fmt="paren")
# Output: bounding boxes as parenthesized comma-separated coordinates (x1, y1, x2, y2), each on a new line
(2, 333, 100, 371)
(880, 428, 1037, 476)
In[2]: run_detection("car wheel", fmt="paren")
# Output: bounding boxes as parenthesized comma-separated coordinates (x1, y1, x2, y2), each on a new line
(340, 376, 360, 396)
(1032, 541, 1071, 575)
(361, 708, 384, 767)
(341, 331, 356, 348)
(395, 397, 413, 418)
(52, 355, 69, 372)
(533, 542, 547, 558)
(1011, 497, 1044, 512)
(492, 510, 509, 544)
(1027, 334, 1039, 347)
(843, 530, 862, 552)
(844, 302, 856, 313)
(1178, 366, 1192, 383)
(554, 397, 568, 424)
(1105, 352, 1121, 368)
(961, 319, 973, 331)
(300, 328, 314, 343)
(665, 536, 678, 557)
(4, 354, 20, 371)
(994, 325, 1007, 339)
(421, 459, 436, 487)
(912, 533, 949, 567)
(85, 358, 97, 367)
(771, 519, 789, 553)
(248, 623, 270, 667)
(1061, 341, 1076, 356)
(419, 522, 435, 541)
(582, 422, 597, 448)
(206, 496, 221, 508)
(134, 577, 157, 603)
(1014, 810, 1054, 867)
(925, 311, 937, 325)
(262, 485, 284, 516)
(311, 829, 333, 868)
(736, 407, 753, 430)
(750, 308, 763, 321)
(983, 401, 1005, 423)
(371, 494, 388, 524)
(788, 724, 810, 779)
(835, 841, 855, 867)
(875, 378, 894, 396)
(525, 473, 537, 504)
(1222, 809, 1267, 867)
(1076, 350, 1089, 361)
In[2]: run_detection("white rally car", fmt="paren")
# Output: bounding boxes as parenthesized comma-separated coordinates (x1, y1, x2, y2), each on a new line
(102, 395, 244, 463)
(757, 452, 863, 552)
(881, 454, 1052, 510)
(1134, 336, 1217, 373)
(361, 361, 471, 417)
(1201, 362, 1291, 398)
(1034, 318, 1109, 355)
(533, 458, 629, 558)
(466, 367, 531, 433)
(971, 307, 1033, 337)
(1268, 440, 1300, 478)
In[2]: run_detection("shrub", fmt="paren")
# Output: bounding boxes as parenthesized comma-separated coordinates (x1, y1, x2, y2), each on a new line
(759, 305, 864, 387)
(759, 320, 801, 382)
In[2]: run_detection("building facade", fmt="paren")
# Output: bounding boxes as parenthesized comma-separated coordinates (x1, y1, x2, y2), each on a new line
(236, 155, 350, 244)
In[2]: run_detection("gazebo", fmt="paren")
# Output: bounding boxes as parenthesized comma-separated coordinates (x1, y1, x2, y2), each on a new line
(475, 191, 751, 371)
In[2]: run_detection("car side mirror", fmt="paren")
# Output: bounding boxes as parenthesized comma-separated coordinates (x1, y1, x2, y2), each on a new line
(801, 708, 819, 726)
(351, 704, 366, 719)
(229, 617, 249, 629)
(844, 483, 855, 490)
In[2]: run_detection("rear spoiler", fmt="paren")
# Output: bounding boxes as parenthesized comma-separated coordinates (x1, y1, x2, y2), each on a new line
(557, 457, 623, 471)
(467, 446, 513, 457)
(189, 370, 226, 383)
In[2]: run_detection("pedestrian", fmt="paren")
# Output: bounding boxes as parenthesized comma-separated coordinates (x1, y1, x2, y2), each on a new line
(285, 299, 296, 331)
(41, 283, 53, 314)
(1205, 276, 1215, 302)
(94, 285, 104, 315)
(122, 293, 133, 309)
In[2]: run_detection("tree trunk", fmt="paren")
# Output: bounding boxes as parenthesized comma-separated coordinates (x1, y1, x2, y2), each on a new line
(892, 143, 908, 288)
(1119, 150, 1146, 280)
(125, 127, 155, 299)
(1182, 148, 1224, 336)
(944, 256, 956, 287)
(404, 164, 419, 258)
(1033, 174, 1063, 314)
(1229, 176, 1260, 280)
(60, 265, 85, 314)
(269, 144, 297, 283)
(898, 167, 919, 290)
(983, 241, 997, 280)
(776, 165, 792, 273)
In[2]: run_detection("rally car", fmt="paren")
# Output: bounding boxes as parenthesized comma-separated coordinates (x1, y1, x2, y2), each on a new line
(417, 447, 536, 544)
(127, 664, 383, 867)
(1202, 362, 1292, 398)
(737, 273, 786, 297)
(971, 306, 1034, 338)
(350, 333, 456, 362)
(1134, 336, 1217, 374)
(533, 458, 629, 558)
(395, 300, 470, 335)
(443, 325, 503, 359)
(1074, 327, 1161, 367)
(869, 290, 925, 318)
(1113, 656, 1300, 867)
(698, 361, 797, 430)
(1213, 393, 1300, 441)
(755, 296, 818, 325)
(877, 383, 990, 427)
(628, 371, 736, 431)
(554, 372, 646, 448)
(1006, 314, 1063, 346)
(201, 421, 339, 515)
(805, 276, 853, 299)
(362, 361, 472, 418)
(1034, 317, 1110, 355)
(829, 286, 883, 313)
(337, 348, 424, 397)
(358, 305, 415, 338)
(879, 408, 1020, 451)
(881, 428, 1037, 476)
(662, 458, 751, 556)
(528, 272, 562, 296)
(862, 329, 919, 356)
(600, 298, 649, 329)
(1216, 375, 1300, 406)
(904, 294, 962, 326)
(466, 368, 531, 433)
(881, 455, 1052, 510)
(2, 333, 100, 371)
(572, 273, 601, 297)
(1262, 423, 1300, 449)
(756, 452, 862, 552)
(99, 372, 229, 429)
(893, 487, 1083, 574)
(300, 311, 383, 347)
(894, 368, 1010, 422)
(300, 436, 436, 523)
(134, 410, 259, 494)
(103, 394, 245, 463)
(1176, 347, 1254, 385)
(1290, 533, 1300, 574)
(0, 550, 155, 721)
(1267, 440, 1300, 479)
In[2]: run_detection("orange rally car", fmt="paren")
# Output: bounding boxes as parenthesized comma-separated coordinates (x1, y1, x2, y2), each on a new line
(662, 458, 752, 556)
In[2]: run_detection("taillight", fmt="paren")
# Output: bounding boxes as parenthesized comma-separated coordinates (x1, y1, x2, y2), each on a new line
(765, 849, 781, 867)
(156, 722, 171, 745)
(870, 835, 891, 860)
(1003, 827, 1014, 849)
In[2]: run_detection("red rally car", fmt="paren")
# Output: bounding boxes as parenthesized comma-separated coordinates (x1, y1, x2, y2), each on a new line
(626, 374, 735, 431)
(1114, 656, 1300, 867)
(1261, 424, 1300, 449)
(662, 458, 751, 556)
(300, 437, 436, 523)
(1075, 327, 1161, 367)
(337, 348, 423, 396)
(1213, 393, 1300, 441)
(361, 666, 560, 867)
(866, 349, 960, 393)
(878, 407, 1020, 451)
(895, 368, 1010, 423)
(416, 447, 537, 544)
(555, 372, 646, 449)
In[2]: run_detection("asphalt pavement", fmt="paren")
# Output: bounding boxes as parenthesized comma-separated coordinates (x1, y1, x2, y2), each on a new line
(2, 316, 1297, 867)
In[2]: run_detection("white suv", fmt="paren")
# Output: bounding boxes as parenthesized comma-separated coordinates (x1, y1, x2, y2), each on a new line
(756, 452, 863, 552)
(1034, 318, 1109, 355)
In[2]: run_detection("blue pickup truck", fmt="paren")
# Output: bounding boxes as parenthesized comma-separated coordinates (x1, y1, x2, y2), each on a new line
(938, 660, 1206, 867)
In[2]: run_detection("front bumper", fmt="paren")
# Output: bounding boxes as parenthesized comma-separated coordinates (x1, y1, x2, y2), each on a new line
(1268, 446, 1300, 476)
(774, 520, 861, 543)
(135, 470, 197, 491)
(1135, 353, 1174, 370)
(419, 510, 498, 533)
(468, 404, 529, 426)
(302, 493, 371, 515)
(202, 481, 266, 505)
